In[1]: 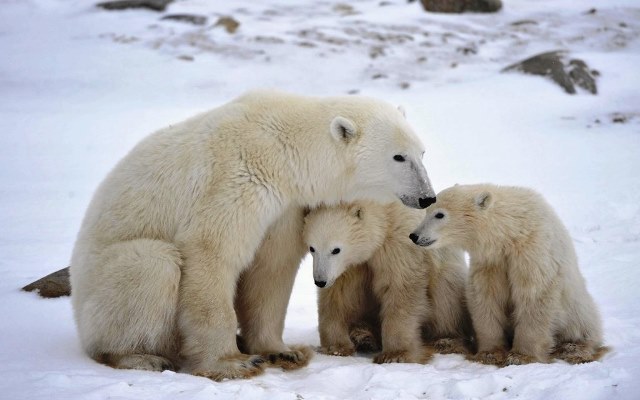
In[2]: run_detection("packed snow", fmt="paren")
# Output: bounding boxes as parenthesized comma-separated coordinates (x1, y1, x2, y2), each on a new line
(1, 0, 639, 399)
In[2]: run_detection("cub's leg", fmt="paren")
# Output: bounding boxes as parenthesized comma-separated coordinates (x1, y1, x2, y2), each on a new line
(372, 259, 431, 364)
(318, 264, 373, 356)
(235, 207, 312, 370)
(425, 249, 473, 355)
(73, 239, 181, 371)
(506, 256, 559, 365)
(466, 262, 510, 366)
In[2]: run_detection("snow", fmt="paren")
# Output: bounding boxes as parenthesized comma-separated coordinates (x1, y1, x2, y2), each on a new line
(1, 0, 639, 399)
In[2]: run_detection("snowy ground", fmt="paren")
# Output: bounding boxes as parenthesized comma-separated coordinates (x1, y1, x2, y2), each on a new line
(1, 0, 639, 399)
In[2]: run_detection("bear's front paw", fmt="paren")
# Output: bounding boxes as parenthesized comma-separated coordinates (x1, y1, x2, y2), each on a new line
(192, 354, 266, 381)
(264, 345, 314, 371)
(467, 349, 507, 366)
(318, 343, 356, 357)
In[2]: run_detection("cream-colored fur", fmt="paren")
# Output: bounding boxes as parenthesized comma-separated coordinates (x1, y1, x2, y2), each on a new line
(70, 90, 436, 380)
(303, 201, 471, 364)
(411, 184, 606, 366)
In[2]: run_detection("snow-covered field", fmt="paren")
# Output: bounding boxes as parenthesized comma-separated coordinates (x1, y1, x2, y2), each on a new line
(1, 0, 639, 398)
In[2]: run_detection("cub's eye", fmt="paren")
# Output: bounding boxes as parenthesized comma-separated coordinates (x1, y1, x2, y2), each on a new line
(393, 155, 405, 162)
(331, 248, 341, 255)
(310, 247, 315, 253)
(435, 212, 445, 219)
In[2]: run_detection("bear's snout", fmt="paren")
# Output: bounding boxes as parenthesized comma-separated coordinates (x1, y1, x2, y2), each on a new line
(409, 233, 419, 244)
(418, 196, 436, 209)
(314, 280, 327, 288)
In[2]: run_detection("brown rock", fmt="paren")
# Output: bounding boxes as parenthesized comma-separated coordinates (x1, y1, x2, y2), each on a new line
(502, 50, 598, 95)
(97, 0, 173, 12)
(419, 0, 502, 13)
(22, 267, 71, 298)
(215, 16, 240, 34)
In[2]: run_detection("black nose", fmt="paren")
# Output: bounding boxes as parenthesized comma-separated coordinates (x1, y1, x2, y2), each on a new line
(314, 280, 327, 288)
(419, 196, 436, 209)
(409, 233, 419, 244)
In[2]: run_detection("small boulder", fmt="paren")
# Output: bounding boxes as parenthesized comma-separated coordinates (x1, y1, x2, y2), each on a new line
(96, 0, 173, 12)
(22, 267, 71, 298)
(419, 0, 502, 13)
(502, 50, 598, 95)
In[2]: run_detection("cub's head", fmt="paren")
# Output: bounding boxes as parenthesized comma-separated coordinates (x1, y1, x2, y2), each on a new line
(303, 202, 386, 288)
(410, 185, 493, 249)
(329, 98, 435, 209)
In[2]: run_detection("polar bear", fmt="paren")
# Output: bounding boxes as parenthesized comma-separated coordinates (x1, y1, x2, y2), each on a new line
(70, 90, 436, 381)
(303, 200, 472, 364)
(410, 184, 606, 366)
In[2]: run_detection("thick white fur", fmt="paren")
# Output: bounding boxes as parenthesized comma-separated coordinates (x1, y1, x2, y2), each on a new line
(70, 90, 433, 380)
(303, 200, 471, 364)
(411, 184, 605, 365)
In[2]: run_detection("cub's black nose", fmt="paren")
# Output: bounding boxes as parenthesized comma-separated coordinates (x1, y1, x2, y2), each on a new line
(314, 280, 327, 288)
(409, 233, 419, 244)
(418, 196, 436, 209)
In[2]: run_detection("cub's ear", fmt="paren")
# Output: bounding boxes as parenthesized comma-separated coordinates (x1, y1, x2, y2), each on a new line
(475, 191, 492, 209)
(330, 116, 357, 142)
(347, 204, 363, 219)
(397, 105, 406, 118)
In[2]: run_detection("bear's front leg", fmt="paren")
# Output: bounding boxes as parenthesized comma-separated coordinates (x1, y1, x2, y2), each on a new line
(177, 242, 267, 381)
(235, 207, 313, 371)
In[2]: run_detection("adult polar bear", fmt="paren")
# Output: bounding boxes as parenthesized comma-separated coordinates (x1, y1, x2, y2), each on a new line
(70, 90, 435, 381)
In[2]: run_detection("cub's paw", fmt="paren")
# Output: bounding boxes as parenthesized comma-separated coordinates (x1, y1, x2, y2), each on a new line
(431, 338, 469, 355)
(552, 342, 608, 364)
(373, 350, 417, 364)
(193, 354, 266, 382)
(318, 343, 356, 357)
(504, 351, 539, 366)
(264, 345, 314, 371)
(467, 349, 507, 366)
(350, 327, 380, 353)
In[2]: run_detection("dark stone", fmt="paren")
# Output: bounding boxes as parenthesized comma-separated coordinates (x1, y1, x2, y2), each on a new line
(96, 0, 173, 12)
(419, 0, 502, 13)
(22, 267, 71, 298)
(161, 14, 208, 26)
(214, 16, 240, 34)
(502, 50, 598, 95)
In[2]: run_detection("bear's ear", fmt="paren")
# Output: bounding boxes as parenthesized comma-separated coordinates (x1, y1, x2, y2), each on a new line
(397, 105, 406, 118)
(330, 116, 357, 143)
(475, 192, 492, 209)
(354, 208, 363, 220)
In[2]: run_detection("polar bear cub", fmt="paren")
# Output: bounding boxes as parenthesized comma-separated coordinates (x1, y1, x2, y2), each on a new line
(303, 200, 472, 364)
(70, 90, 436, 381)
(410, 184, 606, 365)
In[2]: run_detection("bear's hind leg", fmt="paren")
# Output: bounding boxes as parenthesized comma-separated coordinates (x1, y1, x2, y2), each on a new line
(75, 239, 182, 371)
(96, 353, 174, 371)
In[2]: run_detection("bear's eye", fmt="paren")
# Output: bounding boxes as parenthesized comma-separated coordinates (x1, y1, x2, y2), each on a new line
(435, 212, 445, 219)
(331, 248, 341, 255)
(393, 155, 405, 162)
(310, 247, 315, 253)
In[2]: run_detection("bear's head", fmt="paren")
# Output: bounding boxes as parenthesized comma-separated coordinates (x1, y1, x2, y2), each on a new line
(328, 99, 435, 209)
(410, 185, 493, 249)
(303, 202, 387, 288)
